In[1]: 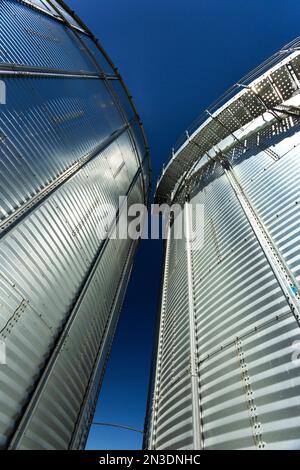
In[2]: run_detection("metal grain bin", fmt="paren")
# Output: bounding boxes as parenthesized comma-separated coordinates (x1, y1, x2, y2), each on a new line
(146, 38, 300, 450)
(0, 0, 150, 449)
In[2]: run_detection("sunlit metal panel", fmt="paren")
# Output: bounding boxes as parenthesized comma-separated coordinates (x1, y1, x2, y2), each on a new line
(147, 38, 300, 450)
(0, 0, 150, 450)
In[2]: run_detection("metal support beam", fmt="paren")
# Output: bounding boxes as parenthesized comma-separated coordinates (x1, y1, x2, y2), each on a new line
(273, 104, 300, 117)
(185, 203, 203, 450)
(70, 238, 140, 449)
(225, 168, 300, 325)
(0, 63, 118, 80)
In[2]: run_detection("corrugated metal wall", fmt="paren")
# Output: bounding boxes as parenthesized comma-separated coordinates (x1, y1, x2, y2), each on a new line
(0, 0, 150, 449)
(148, 106, 300, 450)
(151, 221, 194, 450)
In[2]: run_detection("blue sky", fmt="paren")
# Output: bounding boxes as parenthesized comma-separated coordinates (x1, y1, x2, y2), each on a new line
(67, 0, 300, 450)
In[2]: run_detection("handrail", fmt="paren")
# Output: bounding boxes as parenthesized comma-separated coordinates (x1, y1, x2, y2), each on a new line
(164, 37, 300, 175)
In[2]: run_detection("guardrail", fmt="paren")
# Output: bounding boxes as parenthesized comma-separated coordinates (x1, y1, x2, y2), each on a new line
(163, 36, 300, 176)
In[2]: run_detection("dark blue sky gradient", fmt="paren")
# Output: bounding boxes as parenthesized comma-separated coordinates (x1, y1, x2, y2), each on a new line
(67, 0, 300, 450)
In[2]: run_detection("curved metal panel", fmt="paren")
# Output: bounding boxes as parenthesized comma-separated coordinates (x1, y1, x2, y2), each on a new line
(147, 39, 300, 450)
(0, 0, 95, 72)
(0, 0, 150, 449)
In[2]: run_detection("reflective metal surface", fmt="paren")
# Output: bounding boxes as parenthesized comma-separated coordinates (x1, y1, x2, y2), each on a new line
(147, 39, 300, 450)
(0, 0, 150, 449)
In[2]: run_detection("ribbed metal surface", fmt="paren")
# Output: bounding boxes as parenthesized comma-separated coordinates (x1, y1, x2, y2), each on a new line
(0, 77, 124, 225)
(148, 40, 300, 450)
(233, 133, 300, 285)
(13, 182, 142, 450)
(149, 222, 194, 450)
(0, 0, 94, 71)
(191, 161, 300, 449)
(0, 0, 150, 450)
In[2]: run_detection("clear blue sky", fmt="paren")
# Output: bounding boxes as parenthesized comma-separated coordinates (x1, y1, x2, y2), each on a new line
(67, 0, 300, 450)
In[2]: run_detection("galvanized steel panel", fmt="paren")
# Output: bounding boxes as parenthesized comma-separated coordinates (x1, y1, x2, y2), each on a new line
(149, 220, 194, 450)
(0, 0, 95, 71)
(0, 0, 150, 449)
(148, 40, 300, 450)
(0, 76, 124, 225)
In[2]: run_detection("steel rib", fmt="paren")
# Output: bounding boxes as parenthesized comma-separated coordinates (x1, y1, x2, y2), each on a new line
(0, 120, 135, 238)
